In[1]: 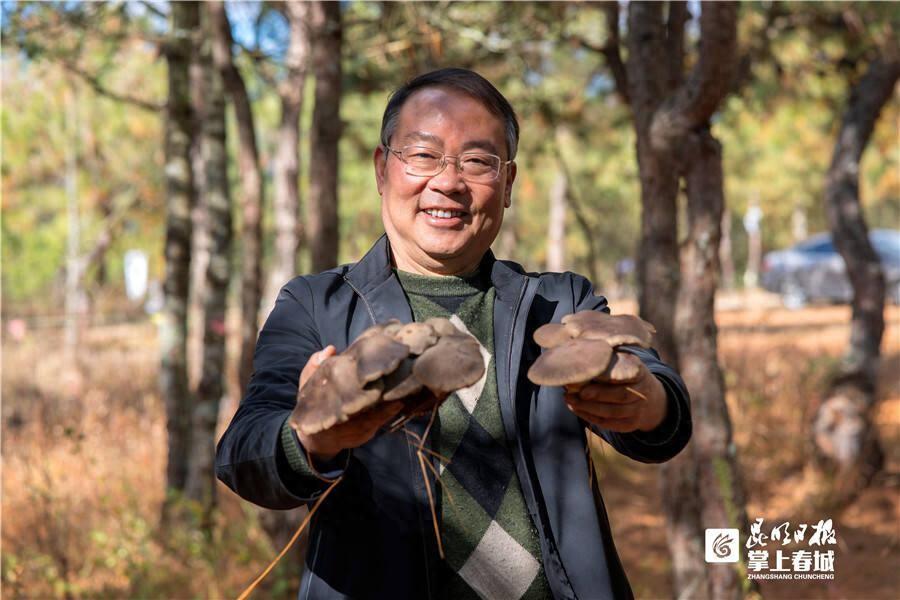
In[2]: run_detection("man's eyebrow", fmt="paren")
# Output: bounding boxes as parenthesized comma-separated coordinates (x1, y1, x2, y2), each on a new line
(460, 139, 500, 155)
(400, 132, 501, 156)
(401, 131, 443, 146)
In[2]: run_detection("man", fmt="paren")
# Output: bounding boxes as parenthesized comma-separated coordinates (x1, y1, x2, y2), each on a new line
(216, 68, 691, 600)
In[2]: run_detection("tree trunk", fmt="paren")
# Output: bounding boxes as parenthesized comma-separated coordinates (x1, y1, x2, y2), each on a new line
(209, 0, 264, 398)
(256, 0, 313, 566)
(719, 207, 736, 290)
(64, 84, 85, 367)
(265, 1, 310, 313)
(161, 0, 198, 499)
(626, 1, 681, 365)
(624, 3, 752, 598)
(677, 129, 755, 600)
(188, 33, 210, 392)
(185, 6, 231, 512)
(307, 0, 342, 272)
(813, 55, 899, 501)
(546, 169, 567, 272)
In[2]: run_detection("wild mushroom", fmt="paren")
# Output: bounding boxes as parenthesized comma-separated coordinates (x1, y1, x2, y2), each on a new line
(394, 322, 438, 355)
(413, 334, 485, 395)
(424, 316, 460, 338)
(292, 353, 383, 436)
(526, 338, 614, 387)
(533, 323, 576, 349)
(594, 351, 643, 384)
(573, 314, 654, 348)
(382, 357, 424, 401)
(561, 311, 655, 346)
(344, 330, 411, 384)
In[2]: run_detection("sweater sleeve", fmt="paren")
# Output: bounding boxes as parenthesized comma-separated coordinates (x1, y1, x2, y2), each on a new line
(570, 274, 692, 464)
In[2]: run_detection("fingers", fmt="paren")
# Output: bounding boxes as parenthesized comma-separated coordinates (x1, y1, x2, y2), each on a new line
(566, 381, 644, 431)
(574, 382, 638, 404)
(566, 394, 639, 420)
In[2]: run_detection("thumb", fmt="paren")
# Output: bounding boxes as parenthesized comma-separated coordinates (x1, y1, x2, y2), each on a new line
(300, 345, 337, 388)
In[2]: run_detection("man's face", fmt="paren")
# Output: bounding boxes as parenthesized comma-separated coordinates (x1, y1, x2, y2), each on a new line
(374, 86, 517, 275)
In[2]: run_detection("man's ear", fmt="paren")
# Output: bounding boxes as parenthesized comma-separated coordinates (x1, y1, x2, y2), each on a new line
(503, 161, 517, 208)
(373, 146, 387, 195)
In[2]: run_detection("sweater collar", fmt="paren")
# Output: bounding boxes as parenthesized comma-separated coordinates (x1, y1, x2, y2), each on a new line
(344, 233, 527, 302)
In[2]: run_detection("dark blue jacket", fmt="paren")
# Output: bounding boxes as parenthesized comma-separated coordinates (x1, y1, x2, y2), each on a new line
(216, 235, 691, 599)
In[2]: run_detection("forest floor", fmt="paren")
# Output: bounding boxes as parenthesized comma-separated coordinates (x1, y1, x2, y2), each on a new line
(2, 292, 898, 599)
(599, 291, 900, 600)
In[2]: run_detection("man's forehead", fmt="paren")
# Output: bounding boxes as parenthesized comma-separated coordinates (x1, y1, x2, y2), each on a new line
(394, 87, 506, 153)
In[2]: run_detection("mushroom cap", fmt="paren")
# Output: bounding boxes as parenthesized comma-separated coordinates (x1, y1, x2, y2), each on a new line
(561, 311, 654, 347)
(382, 357, 425, 401)
(533, 323, 576, 349)
(357, 319, 400, 340)
(293, 354, 382, 435)
(595, 351, 643, 384)
(413, 334, 485, 394)
(424, 317, 460, 338)
(344, 330, 411, 384)
(393, 322, 438, 355)
(527, 338, 614, 387)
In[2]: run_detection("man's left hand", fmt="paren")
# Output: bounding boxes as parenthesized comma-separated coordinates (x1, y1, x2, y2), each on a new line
(564, 360, 668, 433)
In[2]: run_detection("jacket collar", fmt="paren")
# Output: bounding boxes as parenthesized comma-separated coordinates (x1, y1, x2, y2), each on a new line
(346, 234, 525, 302)
(345, 233, 528, 302)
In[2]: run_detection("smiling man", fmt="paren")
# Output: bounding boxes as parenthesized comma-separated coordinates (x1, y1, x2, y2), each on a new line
(216, 68, 691, 600)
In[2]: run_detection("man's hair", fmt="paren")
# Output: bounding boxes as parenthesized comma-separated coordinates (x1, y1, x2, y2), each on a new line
(379, 68, 520, 160)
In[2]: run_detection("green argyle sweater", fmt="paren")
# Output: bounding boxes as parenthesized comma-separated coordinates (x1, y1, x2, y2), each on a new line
(280, 269, 550, 599)
(396, 269, 550, 600)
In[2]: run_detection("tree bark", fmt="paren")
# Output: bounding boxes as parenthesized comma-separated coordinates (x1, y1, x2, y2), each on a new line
(307, 0, 342, 272)
(185, 6, 232, 511)
(210, 0, 264, 397)
(720, 207, 736, 290)
(265, 1, 311, 313)
(677, 130, 755, 600)
(813, 55, 899, 501)
(626, 1, 681, 365)
(161, 0, 198, 498)
(546, 169, 567, 272)
(624, 3, 753, 598)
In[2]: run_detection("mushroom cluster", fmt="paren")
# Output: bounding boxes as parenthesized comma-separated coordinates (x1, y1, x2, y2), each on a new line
(293, 318, 485, 436)
(527, 311, 656, 389)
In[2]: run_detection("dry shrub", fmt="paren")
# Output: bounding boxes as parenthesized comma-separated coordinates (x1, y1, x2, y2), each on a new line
(1, 323, 297, 599)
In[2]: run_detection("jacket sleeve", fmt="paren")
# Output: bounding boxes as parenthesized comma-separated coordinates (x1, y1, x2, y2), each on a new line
(570, 274, 692, 464)
(214, 277, 341, 509)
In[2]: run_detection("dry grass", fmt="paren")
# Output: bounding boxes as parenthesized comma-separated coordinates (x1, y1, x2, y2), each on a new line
(2, 297, 898, 599)
(1, 323, 294, 599)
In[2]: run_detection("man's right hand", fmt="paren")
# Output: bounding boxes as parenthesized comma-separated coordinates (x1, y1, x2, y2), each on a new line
(292, 345, 405, 464)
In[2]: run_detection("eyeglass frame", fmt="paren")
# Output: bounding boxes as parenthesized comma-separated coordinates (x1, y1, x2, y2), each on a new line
(383, 144, 514, 182)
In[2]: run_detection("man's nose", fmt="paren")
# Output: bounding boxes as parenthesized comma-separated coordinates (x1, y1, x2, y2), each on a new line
(428, 158, 468, 194)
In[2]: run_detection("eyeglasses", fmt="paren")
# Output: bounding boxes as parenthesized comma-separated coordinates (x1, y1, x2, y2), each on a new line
(385, 145, 512, 183)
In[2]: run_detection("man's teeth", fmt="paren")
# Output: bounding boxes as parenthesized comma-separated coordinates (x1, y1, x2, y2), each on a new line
(424, 209, 463, 219)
